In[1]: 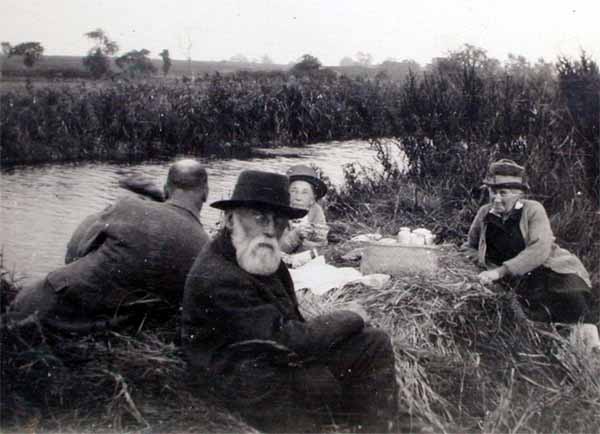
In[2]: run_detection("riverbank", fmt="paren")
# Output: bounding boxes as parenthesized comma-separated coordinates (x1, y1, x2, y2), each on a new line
(3, 52, 597, 278)
(2, 219, 599, 433)
(2, 163, 599, 433)
(2, 49, 598, 431)
(0, 140, 399, 279)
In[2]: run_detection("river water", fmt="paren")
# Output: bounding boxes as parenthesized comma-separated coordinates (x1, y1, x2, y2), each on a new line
(1, 140, 399, 279)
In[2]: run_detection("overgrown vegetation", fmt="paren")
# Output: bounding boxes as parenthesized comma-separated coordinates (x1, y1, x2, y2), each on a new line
(82, 28, 119, 79)
(325, 47, 599, 287)
(1, 70, 391, 164)
(1, 45, 599, 433)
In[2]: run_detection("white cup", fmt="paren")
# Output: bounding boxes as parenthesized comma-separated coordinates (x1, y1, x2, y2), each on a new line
(410, 232, 425, 245)
(397, 229, 411, 244)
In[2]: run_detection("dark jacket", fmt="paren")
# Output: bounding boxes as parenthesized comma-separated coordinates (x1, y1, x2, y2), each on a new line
(46, 196, 209, 319)
(181, 231, 364, 376)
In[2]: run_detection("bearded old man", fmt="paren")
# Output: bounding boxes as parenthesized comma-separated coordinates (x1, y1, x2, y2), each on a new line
(181, 170, 401, 433)
(9, 159, 210, 331)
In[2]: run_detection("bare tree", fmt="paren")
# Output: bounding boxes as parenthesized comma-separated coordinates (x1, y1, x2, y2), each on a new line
(83, 28, 119, 78)
(159, 49, 172, 76)
(356, 51, 373, 67)
(178, 30, 193, 76)
(261, 54, 274, 65)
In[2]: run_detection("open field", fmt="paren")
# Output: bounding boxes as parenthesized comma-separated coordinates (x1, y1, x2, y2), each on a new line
(1, 54, 287, 78)
(1, 54, 415, 81)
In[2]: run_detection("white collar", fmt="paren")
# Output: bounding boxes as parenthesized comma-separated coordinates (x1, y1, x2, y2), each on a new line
(489, 200, 523, 217)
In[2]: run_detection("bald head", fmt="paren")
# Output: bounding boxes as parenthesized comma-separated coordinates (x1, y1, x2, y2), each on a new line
(164, 159, 208, 210)
(166, 159, 207, 191)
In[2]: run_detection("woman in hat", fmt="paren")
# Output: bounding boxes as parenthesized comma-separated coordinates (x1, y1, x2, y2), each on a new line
(462, 159, 599, 351)
(280, 165, 329, 256)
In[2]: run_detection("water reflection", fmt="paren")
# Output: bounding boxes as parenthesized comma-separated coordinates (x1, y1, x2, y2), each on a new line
(1, 140, 400, 278)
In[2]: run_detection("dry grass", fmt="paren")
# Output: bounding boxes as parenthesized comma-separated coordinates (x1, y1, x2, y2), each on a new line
(3, 301, 260, 432)
(302, 240, 600, 433)
(1, 318, 258, 433)
(2, 240, 600, 433)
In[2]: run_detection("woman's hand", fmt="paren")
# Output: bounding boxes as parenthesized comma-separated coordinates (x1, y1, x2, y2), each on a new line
(459, 244, 479, 263)
(478, 266, 508, 285)
(295, 223, 314, 240)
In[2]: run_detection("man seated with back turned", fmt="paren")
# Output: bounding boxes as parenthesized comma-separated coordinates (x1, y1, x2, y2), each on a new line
(181, 170, 400, 433)
(9, 159, 210, 332)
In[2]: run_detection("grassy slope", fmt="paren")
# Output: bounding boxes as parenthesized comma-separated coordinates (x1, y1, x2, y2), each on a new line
(2, 206, 599, 433)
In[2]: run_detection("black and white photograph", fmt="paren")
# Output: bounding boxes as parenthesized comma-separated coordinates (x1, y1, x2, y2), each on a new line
(1, 1, 599, 432)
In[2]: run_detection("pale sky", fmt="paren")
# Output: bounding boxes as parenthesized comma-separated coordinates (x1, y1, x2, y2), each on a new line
(2, 0, 599, 66)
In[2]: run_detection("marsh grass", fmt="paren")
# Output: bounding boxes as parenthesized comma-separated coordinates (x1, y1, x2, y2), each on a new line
(2, 222, 600, 433)
(0, 72, 395, 165)
(1, 49, 598, 433)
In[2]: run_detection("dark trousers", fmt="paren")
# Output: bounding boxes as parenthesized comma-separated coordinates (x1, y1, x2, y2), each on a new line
(210, 327, 398, 433)
(514, 267, 593, 323)
(8, 277, 159, 333)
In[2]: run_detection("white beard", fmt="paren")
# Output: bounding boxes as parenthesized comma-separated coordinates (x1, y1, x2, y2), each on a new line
(231, 216, 281, 276)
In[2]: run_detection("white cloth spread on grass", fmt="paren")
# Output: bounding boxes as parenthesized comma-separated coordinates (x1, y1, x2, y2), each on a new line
(289, 256, 390, 295)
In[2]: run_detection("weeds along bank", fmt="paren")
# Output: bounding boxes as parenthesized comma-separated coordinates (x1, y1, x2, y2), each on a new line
(1, 70, 394, 165)
(324, 52, 599, 286)
(2, 51, 598, 176)
(2, 54, 598, 264)
(326, 143, 599, 292)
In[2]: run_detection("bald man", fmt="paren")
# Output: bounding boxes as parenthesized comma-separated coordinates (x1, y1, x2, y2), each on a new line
(9, 159, 210, 332)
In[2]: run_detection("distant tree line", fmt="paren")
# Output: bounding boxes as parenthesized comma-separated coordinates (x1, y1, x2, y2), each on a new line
(1, 29, 170, 79)
(1, 28, 422, 82)
(1, 41, 45, 68)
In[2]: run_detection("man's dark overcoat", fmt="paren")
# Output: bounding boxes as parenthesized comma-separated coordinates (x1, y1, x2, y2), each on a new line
(46, 196, 209, 320)
(182, 231, 397, 432)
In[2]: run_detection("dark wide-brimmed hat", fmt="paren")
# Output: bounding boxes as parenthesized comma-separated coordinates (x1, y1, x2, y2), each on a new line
(482, 159, 530, 191)
(286, 165, 328, 199)
(211, 170, 308, 219)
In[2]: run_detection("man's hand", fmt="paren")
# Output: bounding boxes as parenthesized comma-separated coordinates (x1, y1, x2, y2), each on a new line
(342, 301, 370, 322)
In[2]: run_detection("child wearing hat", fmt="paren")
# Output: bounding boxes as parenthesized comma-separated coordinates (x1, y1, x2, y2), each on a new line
(462, 159, 600, 353)
(280, 165, 330, 264)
